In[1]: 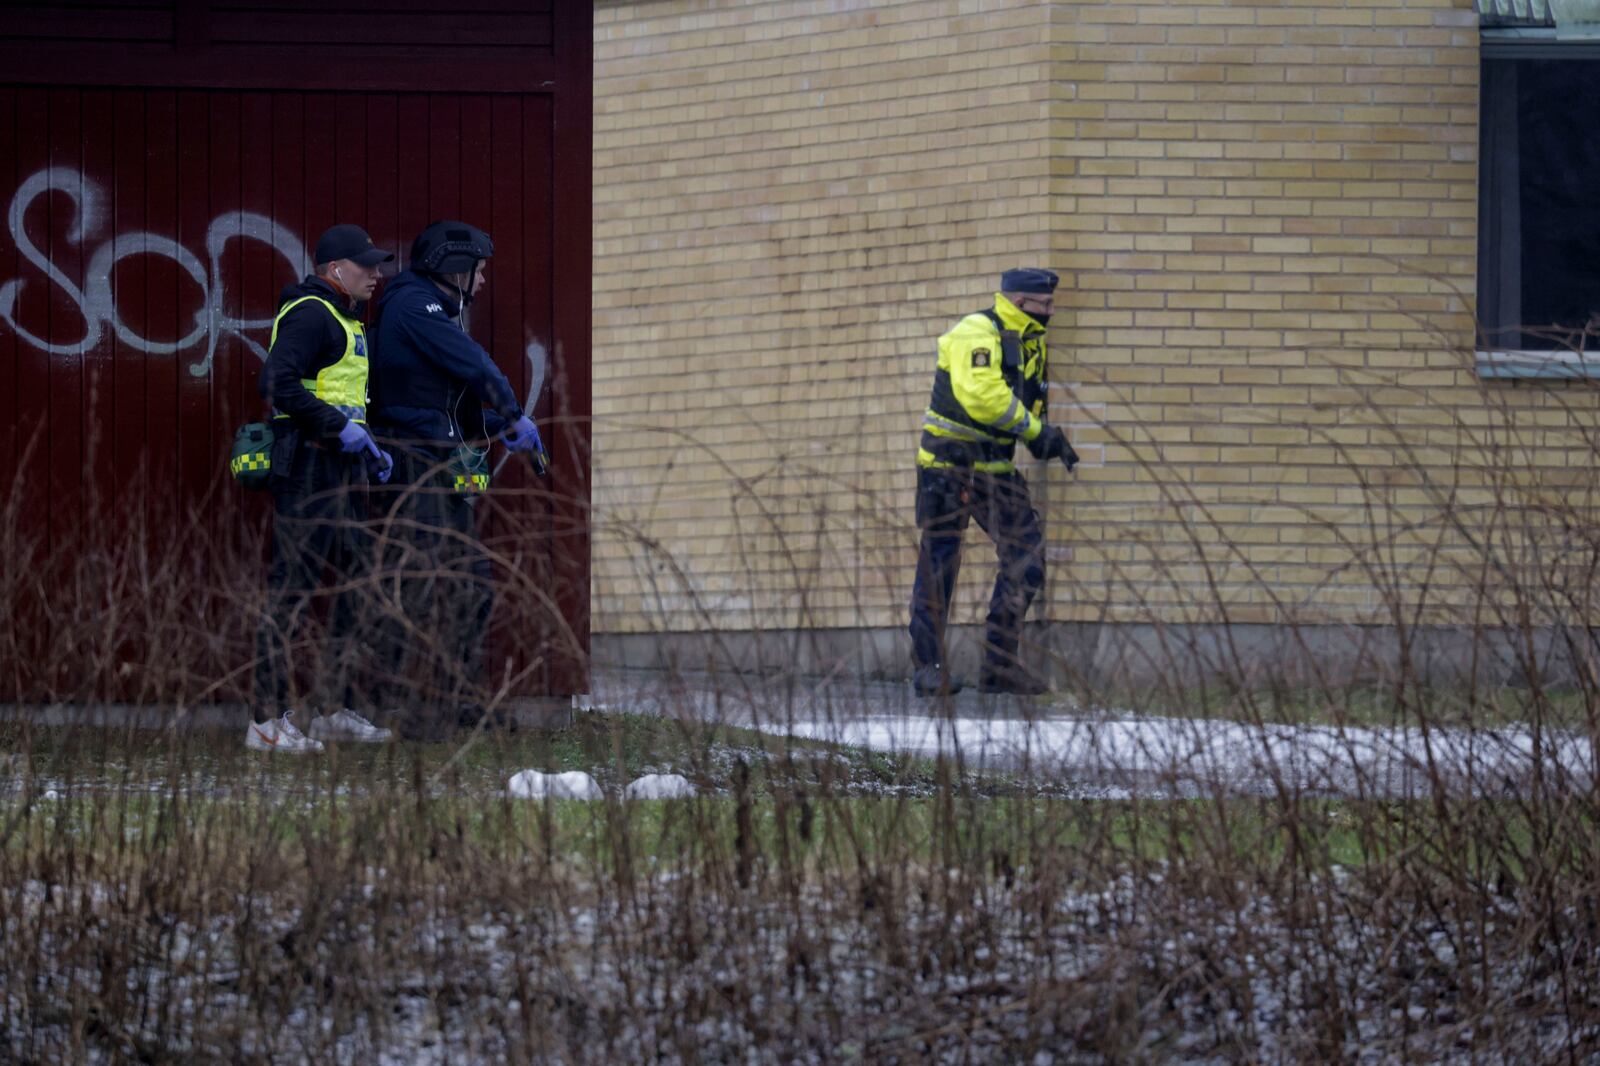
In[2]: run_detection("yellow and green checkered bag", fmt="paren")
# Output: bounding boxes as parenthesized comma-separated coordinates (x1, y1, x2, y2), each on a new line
(229, 422, 275, 490)
(450, 443, 490, 498)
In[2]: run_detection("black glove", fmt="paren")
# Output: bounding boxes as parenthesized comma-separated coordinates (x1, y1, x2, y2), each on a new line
(1028, 424, 1068, 461)
(1059, 439, 1080, 473)
(1027, 424, 1080, 473)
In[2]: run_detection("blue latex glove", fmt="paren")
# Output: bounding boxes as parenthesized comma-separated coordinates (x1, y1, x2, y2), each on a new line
(337, 419, 376, 455)
(337, 419, 392, 483)
(504, 414, 549, 476)
(367, 447, 394, 485)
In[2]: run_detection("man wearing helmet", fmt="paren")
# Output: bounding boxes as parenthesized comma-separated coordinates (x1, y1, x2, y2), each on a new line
(369, 220, 547, 738)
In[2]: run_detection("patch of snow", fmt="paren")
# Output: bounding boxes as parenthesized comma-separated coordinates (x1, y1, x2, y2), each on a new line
(507, 769, 602, 801)
(623, 773, 696, 800)
(590, 669, 1598, 798)
(767, 712, 1596, 798)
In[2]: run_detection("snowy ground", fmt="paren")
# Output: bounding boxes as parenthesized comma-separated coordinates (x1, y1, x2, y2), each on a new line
(6, 866, 1593, 1065)
(591, 670, 1597, 799)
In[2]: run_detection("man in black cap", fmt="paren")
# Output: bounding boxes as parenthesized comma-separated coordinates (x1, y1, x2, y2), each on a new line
(908, 267, 1078, 697)
(248, 224, 398, 753)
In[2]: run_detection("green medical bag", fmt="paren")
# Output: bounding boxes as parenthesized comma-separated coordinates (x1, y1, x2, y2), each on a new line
(229, 421, 275, 490)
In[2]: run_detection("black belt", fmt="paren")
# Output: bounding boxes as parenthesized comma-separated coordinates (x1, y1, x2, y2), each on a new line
(921, 430, 1019, 466)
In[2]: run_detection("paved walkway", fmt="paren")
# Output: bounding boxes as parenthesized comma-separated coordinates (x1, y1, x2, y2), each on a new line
(590, 668, 1597, 798)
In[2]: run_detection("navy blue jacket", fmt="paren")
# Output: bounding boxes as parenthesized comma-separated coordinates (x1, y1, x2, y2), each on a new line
(370, 269, 522, 447)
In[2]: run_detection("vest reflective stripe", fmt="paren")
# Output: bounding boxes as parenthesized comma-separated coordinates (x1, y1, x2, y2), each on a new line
(268, 294, 369, 424)
(921, 410, 1002, 444)
(309, 402, 367, 422)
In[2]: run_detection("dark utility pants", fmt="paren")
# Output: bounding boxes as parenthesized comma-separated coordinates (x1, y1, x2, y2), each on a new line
(254, 437, 369, 715)
(908, 467, 1045, 673)
(369, 446, 493, 736)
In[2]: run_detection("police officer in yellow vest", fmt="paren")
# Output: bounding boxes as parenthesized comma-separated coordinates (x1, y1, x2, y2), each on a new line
(248, 224, 397, 754)
(910, 268, 1078, 697)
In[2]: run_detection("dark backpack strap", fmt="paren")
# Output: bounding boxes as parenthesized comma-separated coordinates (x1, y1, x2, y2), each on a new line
(980, 309, 1023, 371)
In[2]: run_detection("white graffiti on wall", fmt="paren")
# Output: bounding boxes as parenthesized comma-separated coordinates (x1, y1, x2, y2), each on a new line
(0, 168, 309, 377)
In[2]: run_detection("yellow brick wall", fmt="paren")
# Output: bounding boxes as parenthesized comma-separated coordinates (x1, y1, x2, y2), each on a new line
(593, 0, 1063, 635)
(594, 0, 1600, 640)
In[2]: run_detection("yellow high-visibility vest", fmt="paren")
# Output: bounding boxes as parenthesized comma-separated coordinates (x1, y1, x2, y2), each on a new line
(268, 295, 369, 424)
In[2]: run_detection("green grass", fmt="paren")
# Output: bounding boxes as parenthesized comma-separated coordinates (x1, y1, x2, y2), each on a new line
(2, 712, 1584, 891)
(2, 766, 1561, 886)
(0, 711, 945, 798)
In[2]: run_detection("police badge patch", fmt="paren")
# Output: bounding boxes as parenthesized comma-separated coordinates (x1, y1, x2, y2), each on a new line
(971, 348, 991, 368)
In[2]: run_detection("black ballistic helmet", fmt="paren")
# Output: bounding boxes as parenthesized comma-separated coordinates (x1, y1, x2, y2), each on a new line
(410, 220, 494, 276)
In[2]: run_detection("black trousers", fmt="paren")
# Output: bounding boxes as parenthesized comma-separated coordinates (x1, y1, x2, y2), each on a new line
(908, 467, 1045, 673)
(253, 436, 369, 715)
(369, 446, 493, 733)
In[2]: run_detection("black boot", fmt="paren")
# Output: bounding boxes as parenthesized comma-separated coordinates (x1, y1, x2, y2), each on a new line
(978, 661, 1050, 696)
(912, 663, 965, 697)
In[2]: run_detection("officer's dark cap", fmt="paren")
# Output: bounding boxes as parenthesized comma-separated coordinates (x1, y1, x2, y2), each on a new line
(1000, 267, 1059, 294)
(315, 224, 395, 267)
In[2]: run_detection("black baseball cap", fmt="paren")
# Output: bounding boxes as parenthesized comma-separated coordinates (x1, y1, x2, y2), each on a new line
(314, 224, 395, 267)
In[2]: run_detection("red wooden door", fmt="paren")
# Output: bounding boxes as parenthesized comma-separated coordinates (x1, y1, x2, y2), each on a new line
(0, 3, 591, 702)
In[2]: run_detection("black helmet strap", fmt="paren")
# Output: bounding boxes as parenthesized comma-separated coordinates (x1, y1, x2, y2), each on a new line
(429, 270, 473, 311)
(419, 259, 484, 314)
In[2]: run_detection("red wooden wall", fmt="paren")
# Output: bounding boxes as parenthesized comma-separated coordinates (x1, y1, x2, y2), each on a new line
(0, 3, 592, 700)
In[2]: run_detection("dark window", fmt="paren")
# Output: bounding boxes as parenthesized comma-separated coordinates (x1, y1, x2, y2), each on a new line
(1478, 57, 1600, 375)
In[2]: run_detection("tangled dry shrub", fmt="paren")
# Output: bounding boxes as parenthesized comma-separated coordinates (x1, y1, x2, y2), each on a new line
(1, 365, 1598, 1061)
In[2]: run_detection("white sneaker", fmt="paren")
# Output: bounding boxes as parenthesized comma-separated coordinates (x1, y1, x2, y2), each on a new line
(245, 711, 325, 754)
(307, 708, 393, 743)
